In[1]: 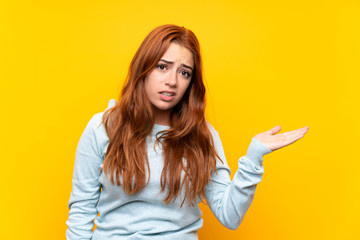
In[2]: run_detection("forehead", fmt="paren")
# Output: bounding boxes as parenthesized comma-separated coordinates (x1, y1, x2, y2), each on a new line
(161, 42, 194, 67)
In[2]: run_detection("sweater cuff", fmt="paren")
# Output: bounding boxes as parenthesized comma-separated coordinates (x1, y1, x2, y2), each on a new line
(245, 137, 272, 165)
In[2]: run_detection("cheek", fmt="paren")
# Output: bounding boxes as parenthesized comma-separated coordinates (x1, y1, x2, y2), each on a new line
(145, 73, 163, 90)
(178, 81, 191, 98)
(144, 80, 155, 102)
(144, 76, 157, 94)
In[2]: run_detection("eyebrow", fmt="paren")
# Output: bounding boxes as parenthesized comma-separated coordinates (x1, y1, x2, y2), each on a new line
(159, 59, 193, 71)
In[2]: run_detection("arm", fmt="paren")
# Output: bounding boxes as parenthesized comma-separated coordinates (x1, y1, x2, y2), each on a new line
(205, 125, 272, 230)
(66, 114, 104, 239)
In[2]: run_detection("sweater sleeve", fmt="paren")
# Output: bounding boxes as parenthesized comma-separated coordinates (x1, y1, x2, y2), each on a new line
(204, 124, 272, 230)
(66, 114, 104, 239)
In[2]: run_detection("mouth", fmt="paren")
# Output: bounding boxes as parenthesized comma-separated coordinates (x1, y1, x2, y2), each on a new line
(159, 91, 176, 101)
(160, 91, 175, 96)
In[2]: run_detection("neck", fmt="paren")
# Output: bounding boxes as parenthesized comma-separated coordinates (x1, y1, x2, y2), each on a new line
(153, 108, 171, 126)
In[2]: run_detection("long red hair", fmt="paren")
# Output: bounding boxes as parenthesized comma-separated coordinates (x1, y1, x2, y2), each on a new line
(101, 24, 221, 206)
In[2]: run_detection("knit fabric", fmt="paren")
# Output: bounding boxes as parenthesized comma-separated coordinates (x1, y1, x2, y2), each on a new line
(66, 99, 272, 239)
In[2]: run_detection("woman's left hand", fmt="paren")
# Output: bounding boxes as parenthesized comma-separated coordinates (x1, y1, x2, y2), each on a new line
(254, 125, 309, 152)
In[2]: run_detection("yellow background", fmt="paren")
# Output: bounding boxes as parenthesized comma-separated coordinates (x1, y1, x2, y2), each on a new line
(1, 0, 359, 239)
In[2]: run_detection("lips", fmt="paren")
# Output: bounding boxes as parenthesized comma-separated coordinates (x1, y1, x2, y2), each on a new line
(159, 91, 176, 101)
(160, 90, 175, 96)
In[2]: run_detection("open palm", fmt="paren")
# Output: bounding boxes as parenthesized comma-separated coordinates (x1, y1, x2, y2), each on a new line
(254, 125, 309, 152)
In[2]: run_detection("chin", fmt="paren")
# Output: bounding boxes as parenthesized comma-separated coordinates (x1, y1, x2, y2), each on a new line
(154, 106, 173, 111)
(153, 102, 176, 112)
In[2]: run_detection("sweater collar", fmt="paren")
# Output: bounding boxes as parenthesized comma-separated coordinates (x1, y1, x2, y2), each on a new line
(151, 124, 170, 136)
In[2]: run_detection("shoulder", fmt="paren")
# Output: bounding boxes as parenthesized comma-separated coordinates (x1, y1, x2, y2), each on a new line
(206, 121, 220, 138)
(86, 98, 117, 131)
(82, 99, 117, 158)
(205, 121, 225, 149)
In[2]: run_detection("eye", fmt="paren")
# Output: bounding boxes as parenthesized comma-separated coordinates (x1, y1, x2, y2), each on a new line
(181, 70, 192, 79)
(156, 64, 167, 70)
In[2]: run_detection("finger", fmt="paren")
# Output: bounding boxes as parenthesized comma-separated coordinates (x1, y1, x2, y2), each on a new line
(266, 125, 282, 135)
(283, 129, 309, 145)
(282, 126, 309, 136)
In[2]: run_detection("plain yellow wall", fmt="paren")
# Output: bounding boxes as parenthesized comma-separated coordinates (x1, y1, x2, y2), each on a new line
(1, 0, 359, 239)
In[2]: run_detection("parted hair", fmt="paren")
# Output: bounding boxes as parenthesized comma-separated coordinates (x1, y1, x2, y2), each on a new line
(101, 24, 221, 206)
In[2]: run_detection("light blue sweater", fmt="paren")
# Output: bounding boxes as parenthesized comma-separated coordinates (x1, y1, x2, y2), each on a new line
(66, 99, 272, 240)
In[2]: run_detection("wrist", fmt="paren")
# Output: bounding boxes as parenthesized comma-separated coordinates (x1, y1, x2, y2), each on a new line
(245, 137, 272, 165)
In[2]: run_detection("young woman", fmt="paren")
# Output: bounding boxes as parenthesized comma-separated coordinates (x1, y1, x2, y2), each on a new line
(66, 24, 309, 240)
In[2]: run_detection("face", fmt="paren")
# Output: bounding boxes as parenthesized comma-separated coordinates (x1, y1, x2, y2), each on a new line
(144, 42, 194, 116)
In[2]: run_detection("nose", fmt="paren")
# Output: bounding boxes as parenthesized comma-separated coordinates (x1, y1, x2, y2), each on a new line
(165, 70, 177, 88)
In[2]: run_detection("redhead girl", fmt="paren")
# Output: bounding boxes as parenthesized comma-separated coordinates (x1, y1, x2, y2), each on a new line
(66, 24, 309, 240)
